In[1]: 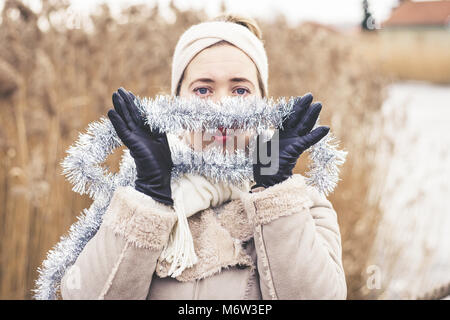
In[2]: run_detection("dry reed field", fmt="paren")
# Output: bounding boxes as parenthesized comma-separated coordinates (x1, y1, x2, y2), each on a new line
(0, 0, 388, 299)
(357, 29, 450, 84)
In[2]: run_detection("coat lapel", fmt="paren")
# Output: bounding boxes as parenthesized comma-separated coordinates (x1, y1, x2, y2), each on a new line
(155, 199, 255, 282)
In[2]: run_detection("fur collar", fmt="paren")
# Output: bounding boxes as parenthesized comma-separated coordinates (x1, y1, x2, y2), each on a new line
(155, 199, 255, 282)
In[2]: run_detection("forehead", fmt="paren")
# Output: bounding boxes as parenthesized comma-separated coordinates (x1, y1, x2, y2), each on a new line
(184, 44, 258, 81)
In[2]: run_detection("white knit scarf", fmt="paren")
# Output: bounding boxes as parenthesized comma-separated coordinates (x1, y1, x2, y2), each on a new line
(159, 133, 251, 277)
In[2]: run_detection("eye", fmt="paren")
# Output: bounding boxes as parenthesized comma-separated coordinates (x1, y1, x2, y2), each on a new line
(233, 87, 250, 95)
(193, 87, 211, 96)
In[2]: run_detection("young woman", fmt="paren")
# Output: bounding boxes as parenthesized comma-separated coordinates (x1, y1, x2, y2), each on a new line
(60, 14, 347, 300)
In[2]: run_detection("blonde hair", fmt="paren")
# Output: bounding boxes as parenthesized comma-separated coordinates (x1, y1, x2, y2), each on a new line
(212, 14, 263, 40)
(176, 14, 267, 97)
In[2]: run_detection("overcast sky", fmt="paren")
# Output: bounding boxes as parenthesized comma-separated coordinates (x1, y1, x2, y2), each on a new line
(5, 0, 413, 27)
(171, 0, 401, 26)
(69, 0, 401, 26)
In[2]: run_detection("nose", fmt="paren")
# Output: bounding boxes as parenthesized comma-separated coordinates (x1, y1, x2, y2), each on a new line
(210, 90, 232, 134)
(210, 88, 229, 104)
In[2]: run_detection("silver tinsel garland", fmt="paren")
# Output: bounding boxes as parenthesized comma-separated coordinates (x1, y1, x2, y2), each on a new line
(33, 94, 347, 299)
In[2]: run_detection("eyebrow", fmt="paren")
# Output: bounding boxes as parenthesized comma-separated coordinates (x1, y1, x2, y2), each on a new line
(189, 77, 254, 88)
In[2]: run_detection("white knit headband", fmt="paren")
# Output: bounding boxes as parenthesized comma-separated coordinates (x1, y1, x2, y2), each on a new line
(171, 21, 269, 97)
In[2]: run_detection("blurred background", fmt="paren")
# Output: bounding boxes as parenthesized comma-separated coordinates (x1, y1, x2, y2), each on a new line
(0, 0, 449, 300)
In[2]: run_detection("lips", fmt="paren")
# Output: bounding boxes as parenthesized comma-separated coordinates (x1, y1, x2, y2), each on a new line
(213, 135, 229, 142)
(213, 127, 230, 143)
(217, 127, 227, 135)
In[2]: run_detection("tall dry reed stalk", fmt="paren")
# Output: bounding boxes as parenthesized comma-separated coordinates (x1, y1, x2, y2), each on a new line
(0, 0, 387, 299)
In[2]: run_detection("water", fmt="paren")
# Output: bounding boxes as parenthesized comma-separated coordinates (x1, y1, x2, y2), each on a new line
(368, 81, 450, 299)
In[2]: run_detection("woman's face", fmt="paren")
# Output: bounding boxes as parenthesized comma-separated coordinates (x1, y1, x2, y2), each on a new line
(178, 43, 262, 153)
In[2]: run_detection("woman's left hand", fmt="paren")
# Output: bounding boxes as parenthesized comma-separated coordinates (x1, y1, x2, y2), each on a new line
(252, 93, 329, 190)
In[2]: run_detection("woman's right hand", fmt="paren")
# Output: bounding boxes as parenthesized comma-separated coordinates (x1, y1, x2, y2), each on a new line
(108, 88, 174, 206)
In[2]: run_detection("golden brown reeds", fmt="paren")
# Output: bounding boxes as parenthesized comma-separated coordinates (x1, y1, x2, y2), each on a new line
(357, 30, 450, 84)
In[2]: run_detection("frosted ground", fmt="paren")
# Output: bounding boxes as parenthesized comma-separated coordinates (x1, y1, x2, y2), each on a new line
(368, 81, 450, 299)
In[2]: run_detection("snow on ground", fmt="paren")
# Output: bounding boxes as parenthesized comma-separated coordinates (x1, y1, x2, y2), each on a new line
(368, 81, 450, 299)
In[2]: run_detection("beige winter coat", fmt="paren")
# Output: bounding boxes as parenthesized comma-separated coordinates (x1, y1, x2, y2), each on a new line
(60, 174, 347, 300)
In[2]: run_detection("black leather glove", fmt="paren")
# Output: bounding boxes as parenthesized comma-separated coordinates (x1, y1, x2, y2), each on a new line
(107, 87, 174, 206)
(252, 93, 330, 190)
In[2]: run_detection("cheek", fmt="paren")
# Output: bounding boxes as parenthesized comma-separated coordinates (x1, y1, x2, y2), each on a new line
(182, 131, 214, 149)
(178, 87, 189, 98)
(178, 79, 192, 98)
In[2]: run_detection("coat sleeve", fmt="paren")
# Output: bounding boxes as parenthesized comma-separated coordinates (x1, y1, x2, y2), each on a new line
(60, 186, 176, 300)
(240, 174, 347, 300)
